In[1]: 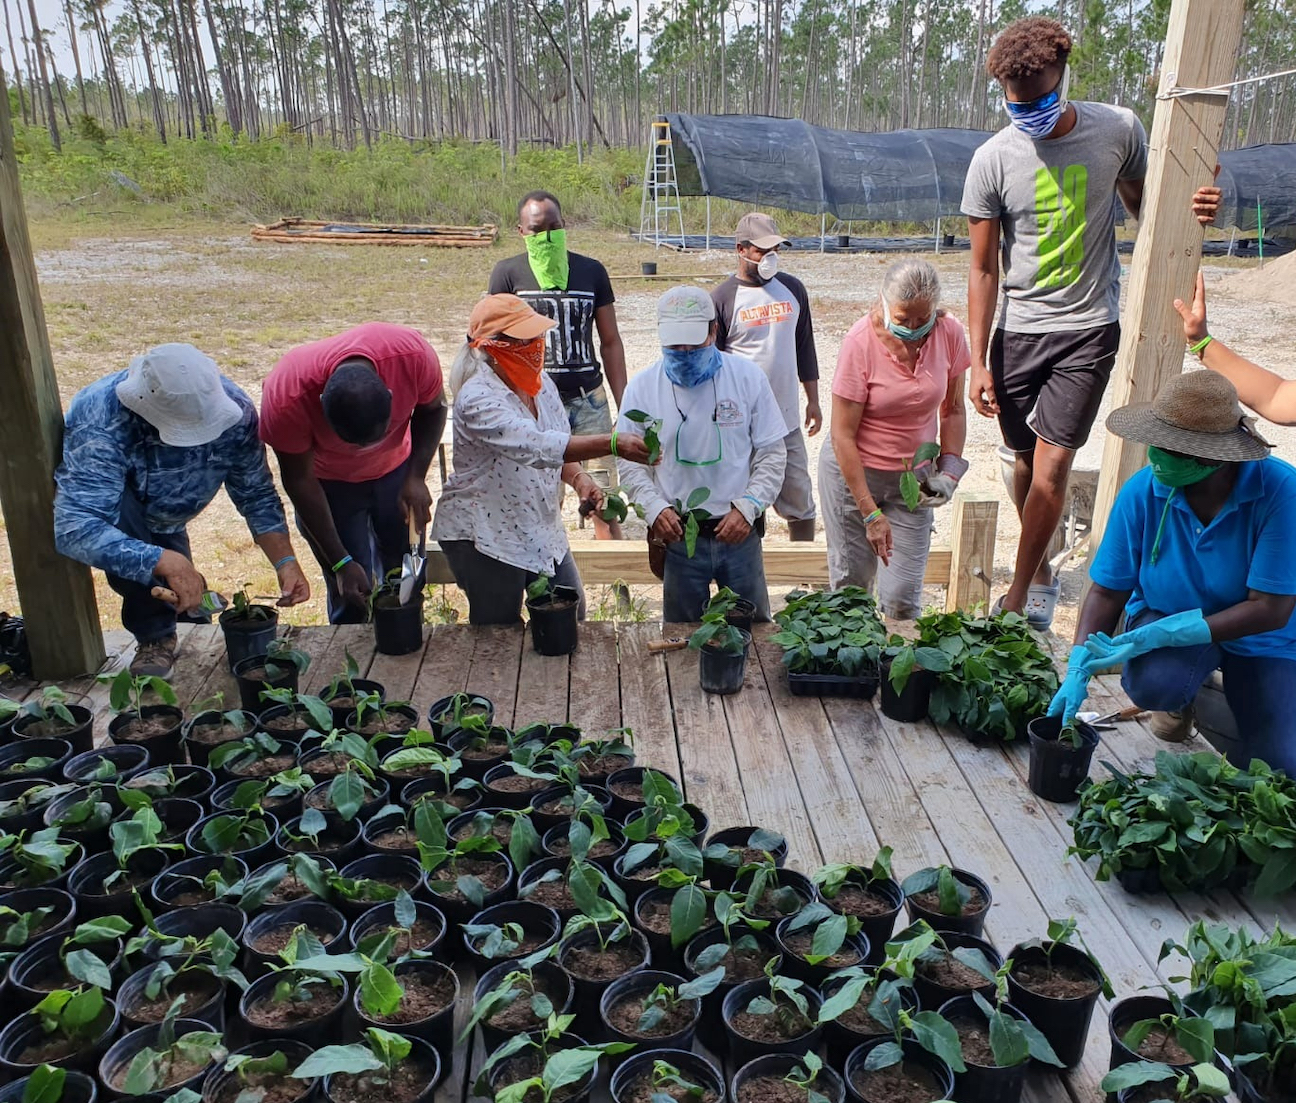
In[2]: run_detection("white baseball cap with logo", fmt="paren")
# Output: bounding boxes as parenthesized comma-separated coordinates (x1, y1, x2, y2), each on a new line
(657, 285, 716, 347)
(116, 343, 243, 447)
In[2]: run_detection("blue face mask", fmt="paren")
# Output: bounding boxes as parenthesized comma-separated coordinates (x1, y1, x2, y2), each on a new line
(882, 296, 937, 343)
(662, 345, 722, 388)
(1004, 65, 1069, 140)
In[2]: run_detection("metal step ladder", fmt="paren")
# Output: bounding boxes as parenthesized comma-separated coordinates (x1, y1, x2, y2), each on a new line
(639, 118, 686, 248)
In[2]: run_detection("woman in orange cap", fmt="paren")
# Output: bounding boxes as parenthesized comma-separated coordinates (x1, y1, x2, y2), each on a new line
(432, 294, 654, 624)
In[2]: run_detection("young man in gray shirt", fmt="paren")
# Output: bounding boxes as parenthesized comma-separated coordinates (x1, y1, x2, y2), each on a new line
(962, 15, 1219, 629)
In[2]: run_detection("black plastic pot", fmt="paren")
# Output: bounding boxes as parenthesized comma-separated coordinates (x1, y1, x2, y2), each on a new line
(0, 886, 76, 951)
(0, 1070, 96, 1103)
(151, 798, 204, 845)
(181, 709, 259, 768)
(12, 706, 94, 756)
(0, 739, 74, 784)
(1005, 941, 1104, 1069)
(517, 856, 581, 923)
(557, 926, 651, 1034)
(776, 913, 871, 985)
(725, 599, 757, 634)
(723, 976, 823, 1069)
(703, 826, 789, 891)
(118, 960, 229, 1031)
(233, 655, 299, 714)
(219, 606, 279, 672)
(604, 765, 681, 819)
(239, 968, 349, 1043)
(441, 729, 510, 784)
(124, 763, 217, 804)
(632, 886, 712, 972)
(242, 899, 347, 974)
(67, 847, 170, 919)
(0, 778, 67, 836)
(424, 851, 513, 926)
(820, 874, 904, 965)
(732, 866, 816, 919)
(699, 631, 751, 695)
(322, 679, 386, 730)
(276, 812, 361, 866)
(939, 994, 1031, 1103)
(1026, 717, 1101, 803)
(321, 1035, 441, 1103)
(257, 705, 316, 744)
(354, 957, 459, 1058)
(787, 669, 879, 699)
(372, 591, 424, 656)
(99, 1018, 220, 1103)
(529, 784, 613, 834)
(428, 694, 495, 739)
(614, 1049, 727, 1103)
(144, 902, 248, 961)
(912, 932, 1002, 1010)
(844, 1036, 955, 1103)
(733, 1055, 844, 1103)
(302, 775, 390, 826)
(542, 820, 625, 872)
(474, 958, 575, 1054)
(820, 969, 919, 1066)
(622, 802, 710, 850)
(683, 924, 782, 1052)
(350, 898, 447, 957)
(0, 996, 119, 1077)
(600, 968, 701, 1052)
(361, 807, 419, 856)
(202, 1039, 314, 1103)
(335, 854, 426, 921)
(879, 660, 935, 723)
(186, 810, 280, 867)
(247, 855, 338, 911)
(42, 784, 122, 852)
(903, 867, 992, 936)
(526, 586, 580, 656)
(210, 778, 301, 821)
(63, 745, 150, 785)
(107, 706, 185, 766)
(151, 854, 247, 911)
(1107, 994, 1197, 1074)
(482, 762, 554, 811)
(462, 900, 561, 969)
(7, 930, 124, 1011)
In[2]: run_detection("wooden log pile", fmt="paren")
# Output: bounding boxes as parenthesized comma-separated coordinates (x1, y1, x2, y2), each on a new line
(250, 217, 498, 247)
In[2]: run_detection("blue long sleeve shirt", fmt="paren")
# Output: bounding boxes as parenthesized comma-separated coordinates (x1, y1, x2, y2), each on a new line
(54, 371, 289, 586)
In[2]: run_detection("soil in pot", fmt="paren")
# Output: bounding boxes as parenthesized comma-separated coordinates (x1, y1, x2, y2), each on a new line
(187, 717, 254, 745)
(208, 1061, 304, 1103)
(562, 939, 645, 980)
(780, 928, 865, 971)
(327, 1056, 439, 1103)
(358, 919, 444, 957)
(827, 884, 898, 918)
(249, 921, 337, 955)
(605, 991, 695, 1040)
(112, 709, 183, 742)
(544, 830, 621, 862)
(849, 1061, 945, 1103)
(365, 969, 456, 1026)
(916, 949, 994, 992)
(15, 1004, 116, 1064)
(426, 858, 509, 900)
(620, 1069, 719, 1103)
(636, 895, 716, 940)
(261, 710, 313, 738)
(735, 1078, 824, 1103)
(480, 974, 569, 1035)
(245, 984, 341, 1030)
(260, 867, 333, 908)
(729, 1006, 814, 1044)
(1009, 957, 1102, 1000)
(908, 885, 987, 919)
(123, 970, 222, 1024)
(492, 1051, 588, 1103)
(353, 711, 417, 737)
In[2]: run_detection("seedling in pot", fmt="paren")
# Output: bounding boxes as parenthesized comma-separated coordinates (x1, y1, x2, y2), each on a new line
(31, 986, 110, 1048)
(0, 827, 80, 887)
(1014, 917, 1113, 997)
(351, 694, 415, 737)
(259, 639, 312, 686)
(901, 865, 979, 919)
(883, 633, 951, 694)
(899, 442, 942, 511)
(127, 914, 241, 967)
(882, 922, 996, 989)
(488, 1034, 634, 1103)
(463, 921, 529, 962)
(0, 756, 63, 779)
(1118, 1008, 1215, 1067)
(306, 730, 383, 776)
(813, 846, 895, 906)
(309, 760, 380, 823)
(733, 963, 817, 1041)
(690, 892, 772, 977)
(960, 991, 1064, 1068)
(1100, 1060, 1231, 1100)
(222, 1049, 295, 1103)
(451, 805, 539, 867)
(38, 916, 133, 990)
(781, 901, 863, 966)
(735, 855, 805, 918)
(0, 903, 57, 964)
(855, 994, 966, 1075)
(688, 604, 746, 657)
(460, 954, 561, 1043)
(432, 693, 492, 738)
(633, 968, 724, 1033)
(321, 653, 366, 705)
(139, 929, 248, 1006)
(102, 670, 179, 719)
(198, 810, 273, 855)
(646, 1059, 711, 1103)
(781, 1052, 835, 1103)
(817, 965, 911, 1032)
(705, 828, 786, 874)
(290, 1027, 418, 1090)
(229, 769, 317, 813)
(0, 783, 73, 818)
(46, 786, 114, 836)
(352, 891, 435, 961)
(227, 588, 275, 623)
(104, 808, 183, 887)
(209, 733, 293, 776)
(18, 1064, 73, 1103)
(419, 827, 504, 909)
(115, 1003, 227, 1095)
(380, 738, 459, 782)
(258, 689, 333, 734)
(19, 689, 80, 734)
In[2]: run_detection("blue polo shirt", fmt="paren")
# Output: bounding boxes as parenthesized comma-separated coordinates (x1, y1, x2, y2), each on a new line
(1090, 458, 1296, 659)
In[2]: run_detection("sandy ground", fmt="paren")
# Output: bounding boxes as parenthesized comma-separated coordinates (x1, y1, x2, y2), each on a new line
(4, 218, 1295, 640)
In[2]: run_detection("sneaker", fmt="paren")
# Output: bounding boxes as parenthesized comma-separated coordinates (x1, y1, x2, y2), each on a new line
(130, 635, 178, 680)
(1148, 706, 1194, 743)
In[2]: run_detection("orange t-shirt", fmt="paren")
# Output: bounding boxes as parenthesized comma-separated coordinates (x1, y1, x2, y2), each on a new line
(831, 313, 970, 471)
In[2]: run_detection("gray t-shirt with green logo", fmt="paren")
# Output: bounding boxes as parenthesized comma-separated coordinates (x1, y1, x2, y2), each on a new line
(960, 101, 1148, 334)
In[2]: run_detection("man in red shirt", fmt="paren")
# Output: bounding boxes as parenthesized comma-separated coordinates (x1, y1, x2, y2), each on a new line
(260, 323, 447, 622)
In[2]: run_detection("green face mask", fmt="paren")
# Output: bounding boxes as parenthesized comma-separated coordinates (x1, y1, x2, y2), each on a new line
(524, 229, 569, 291)
(1147, 446, 1221, 488)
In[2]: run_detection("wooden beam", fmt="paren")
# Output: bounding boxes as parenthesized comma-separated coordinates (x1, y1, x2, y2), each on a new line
(945, 494, 998, 613)
(0, 67, 104, 678)
(1089, 0, 1245, 555)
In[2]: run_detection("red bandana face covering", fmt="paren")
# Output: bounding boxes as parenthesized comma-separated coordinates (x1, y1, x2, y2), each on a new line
(474, 336, 546, 397)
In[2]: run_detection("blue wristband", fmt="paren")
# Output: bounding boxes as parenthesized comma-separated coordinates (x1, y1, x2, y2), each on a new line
(331, 554, 354, 574)
(273, 555, 296, 570)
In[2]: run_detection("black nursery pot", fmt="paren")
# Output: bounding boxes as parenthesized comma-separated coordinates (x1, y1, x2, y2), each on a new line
(233, 655, 299, 714)
(557, 926, 652, 1033)
(322, 1035, 442, 1103)
(605, 765, 683, 819)
(775, 914, 871, 985)
(474, 958, 576, 1054)
(912, 932, 1002, 1010)
(354, 958, 459, 1058)
(939, 994, 1031, 1103)
(542, 820, 625, 872)
(107, 706, 186, 766)
(151, 854, 248, 911)
(623, 802, 710, 849)
(428, 694, 495, 739)
(731, 1054, 845, 1103)
(0, 738, 74, 784)
(0, 886, 76, 949)
(242, 899, 348, 975)
(699, 631, 752, 696)
(350, 898, 447, 957)
(446, 728, 512, 781)
(722, 976, 823, 1070)
(0, 842, 85, 891)
(362, 807, 419, 857)
(186, 811, 281, 867)
(1005, 941, 1105, 1070)
(529, 784, 613, 834)
(373, 592, 424, 656)
(181, 709, 259, 768)
(821, 874, 904, 965)
(146, 902, 248, 960)
(462, 900, 561, 969)
(153, 798, 205, 843)
(276, 812, 361, 866)
(1107, 994, 1197, 1074)
(117, 960, 229, 1032)
(703, 826, 789, 891)
(0, 779, 62, 836)
(879, 660, 936, 723)
(599, 968, 702, 1052)
(202, 1040, 315, 1103)
(13, 706, 94, 756)
(683, 925, 782, 1053)
(219, 606, 280, 672)
(124, 763, 217, 804)
(425, 851, 514, 926)
(613, 1049, 728, 1103)
(239, 969, 350, 1044)
(844, 1036, 955, 1103)
(7, 931, 123, 1011)
(302, 775, 391, 825)
(903, 867, 992, 936)
(42, 784, 122, 851)
(98, 1018, 220, 1103)
(732, 866, 817, 918)
(63, 745, 150, 785)
(820, 970, 920, 1066)
(0, 1071, 97, 1103)
(322, 679, 386, 730)
(1026, 717, 1101, 803)
(483, 763, 554, 811)
(0, 996, 119, 1078)
(725, 599, 758, 634)
(67, 846, 170, 919)
(633, 886, 708, 972)
(526, 586, 580, 656)
(335, 854, 426, 921)
(517, 856, 580, 923)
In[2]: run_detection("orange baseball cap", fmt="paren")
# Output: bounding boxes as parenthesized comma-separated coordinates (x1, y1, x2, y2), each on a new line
(467, 294, 557, 342)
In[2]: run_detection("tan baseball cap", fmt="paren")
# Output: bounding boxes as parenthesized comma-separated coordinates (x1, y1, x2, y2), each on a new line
(735, 212, 789, 250)
(657, 286, 716, 346)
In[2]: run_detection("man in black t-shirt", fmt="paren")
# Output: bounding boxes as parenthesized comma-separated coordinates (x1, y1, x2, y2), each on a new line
(488, 190, 628, 540)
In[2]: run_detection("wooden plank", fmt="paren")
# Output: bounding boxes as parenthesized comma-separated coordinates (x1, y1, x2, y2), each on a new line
(168, 625, 228, 710)
(464, 626, 525, 729)
(945, 495, 997, 613)
(366, 641, 427, 705)
(0, 65, 104, 678)
(437, 962, 477, 1103)
(408, 624, 474, 715)
(511, 640, 570, 729)
(566, 622, 622, 736)
(615, 624, 682, 780)
(1089, 0, 1246, 552)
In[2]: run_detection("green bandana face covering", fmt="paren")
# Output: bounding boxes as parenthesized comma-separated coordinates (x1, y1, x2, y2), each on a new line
(1147, 446, 1221, 488)
(525, 229, 569, 291)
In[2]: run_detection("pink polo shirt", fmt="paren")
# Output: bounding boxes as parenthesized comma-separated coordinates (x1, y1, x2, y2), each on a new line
(260, 323, 442, 483)
(832, 313, 970, 471)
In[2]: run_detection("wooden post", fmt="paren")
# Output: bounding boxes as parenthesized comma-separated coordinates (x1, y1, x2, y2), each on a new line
(946, 495, 998, 613)
(1088, 0, 1245, 555)
(0, 67, 105, 677)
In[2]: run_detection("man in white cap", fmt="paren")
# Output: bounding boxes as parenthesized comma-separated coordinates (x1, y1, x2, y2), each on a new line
(54, 344, 310, 678)
(617, 286, 788, 622)
(712, 212, 821, 541)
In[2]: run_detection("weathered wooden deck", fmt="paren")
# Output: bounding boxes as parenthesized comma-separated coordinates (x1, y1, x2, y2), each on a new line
(9, 619, 1281, 1103)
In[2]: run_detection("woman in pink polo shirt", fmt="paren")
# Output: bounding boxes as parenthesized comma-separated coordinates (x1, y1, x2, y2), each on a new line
(819, 259, 970, 618)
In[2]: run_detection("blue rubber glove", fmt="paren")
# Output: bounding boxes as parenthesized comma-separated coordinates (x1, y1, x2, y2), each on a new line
(1048, 646, 1096, 724)
(1083, 609, 1212, 667)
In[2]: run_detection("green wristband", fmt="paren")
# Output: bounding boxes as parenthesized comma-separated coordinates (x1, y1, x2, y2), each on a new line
(331, 554, 354, 573)
(1189, 334, 1214, 356)
(862, 507, 884, 526)
(610, 429, 619, 458)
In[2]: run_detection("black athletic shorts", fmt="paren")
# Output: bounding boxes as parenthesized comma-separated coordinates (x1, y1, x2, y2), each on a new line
(990, 322, 1121, 452)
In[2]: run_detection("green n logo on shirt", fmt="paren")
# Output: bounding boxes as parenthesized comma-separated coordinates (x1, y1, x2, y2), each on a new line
(1034, 164, 1088, 289)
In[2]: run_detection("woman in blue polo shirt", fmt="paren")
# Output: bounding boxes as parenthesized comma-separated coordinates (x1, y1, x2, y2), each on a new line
(1051, 371, 1296, 772)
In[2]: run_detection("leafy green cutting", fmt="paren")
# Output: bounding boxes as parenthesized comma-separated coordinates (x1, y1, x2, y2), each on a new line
(899, 442, 942, 511)
(624, 410, 663, 465)
(1099, 1060, 1230, 1100)
(672, 489, 711, 559)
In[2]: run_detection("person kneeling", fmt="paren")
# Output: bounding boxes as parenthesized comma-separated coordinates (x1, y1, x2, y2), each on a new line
(1051, 371, 1296, 771)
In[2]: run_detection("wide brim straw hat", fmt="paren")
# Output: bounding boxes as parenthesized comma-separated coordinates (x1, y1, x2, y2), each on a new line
(1106, 369, 1272, 463)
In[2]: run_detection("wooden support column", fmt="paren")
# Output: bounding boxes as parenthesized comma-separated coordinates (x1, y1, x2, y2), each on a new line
(946, 494, 998, 613)
(1088, 0, 1245, 555)
(0, 68, 105, 677)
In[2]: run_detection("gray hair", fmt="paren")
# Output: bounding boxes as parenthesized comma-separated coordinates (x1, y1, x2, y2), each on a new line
(447, 341, 491, 401)
(880, 258, 941, 307)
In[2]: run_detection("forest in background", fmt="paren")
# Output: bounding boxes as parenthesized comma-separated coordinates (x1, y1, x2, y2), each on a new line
(4, 0, 1296, 226)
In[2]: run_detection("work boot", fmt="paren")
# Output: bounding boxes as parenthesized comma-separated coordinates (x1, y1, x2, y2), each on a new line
(130, 635, 178, 680)
(1148, 706, 1195, 743)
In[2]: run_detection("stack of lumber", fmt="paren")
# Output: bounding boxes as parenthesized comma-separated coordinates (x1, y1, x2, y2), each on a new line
(251, 217, 498, 247)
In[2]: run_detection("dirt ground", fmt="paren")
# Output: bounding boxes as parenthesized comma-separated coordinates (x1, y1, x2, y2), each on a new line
(5, 214, 1295, 640)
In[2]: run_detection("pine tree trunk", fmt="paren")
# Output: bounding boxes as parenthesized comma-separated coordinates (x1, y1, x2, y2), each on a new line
(25, 0, 60, 148)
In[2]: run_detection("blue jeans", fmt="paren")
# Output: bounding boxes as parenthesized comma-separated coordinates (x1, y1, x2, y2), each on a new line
(663, 529, 770, 623)
(440, 541, 585, 626)
(1122, 608, 1296, 773)
(296, 457, 423, 625)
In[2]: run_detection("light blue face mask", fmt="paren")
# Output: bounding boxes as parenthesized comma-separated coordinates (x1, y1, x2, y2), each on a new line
(661, 345, 722, 388)
(881, 296, 936, 343)
(1004, 65, 1070, 140)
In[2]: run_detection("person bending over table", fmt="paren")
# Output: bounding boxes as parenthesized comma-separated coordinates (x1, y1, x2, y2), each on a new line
(1050, 371, 1296, 768)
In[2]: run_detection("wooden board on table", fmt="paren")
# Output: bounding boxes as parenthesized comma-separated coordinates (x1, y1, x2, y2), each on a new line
(293, 627, 340, 696)
(409, 624, 475, 716)
(436, 962, 478, 1103)
(567, 622, 622, 736)
(614, 624, 682, 780)
(464, 626, 525, 728)
(511, 640, 569, 730)
(366, 640, 428, 705)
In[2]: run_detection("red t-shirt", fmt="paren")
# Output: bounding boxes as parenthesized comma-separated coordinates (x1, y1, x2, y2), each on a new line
(260, 323, 443, 482)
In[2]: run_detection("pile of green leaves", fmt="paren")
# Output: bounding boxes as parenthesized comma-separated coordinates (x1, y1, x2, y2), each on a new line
(922, 610, 1058, 742)
(1068, 751, 1296, 894)
(771, 588, 888, 679)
